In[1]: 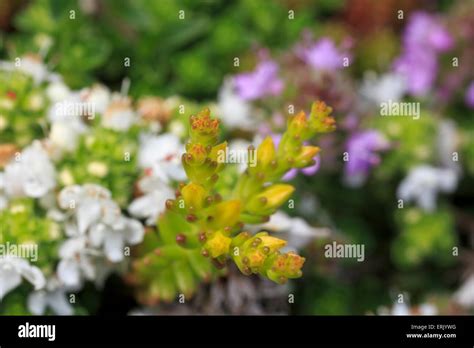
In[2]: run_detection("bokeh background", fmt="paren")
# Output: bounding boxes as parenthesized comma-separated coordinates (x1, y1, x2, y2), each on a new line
(0, 0, 473, 315)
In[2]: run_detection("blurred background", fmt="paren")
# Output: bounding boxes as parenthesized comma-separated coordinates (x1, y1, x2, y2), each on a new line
(0, 0, 473, 315)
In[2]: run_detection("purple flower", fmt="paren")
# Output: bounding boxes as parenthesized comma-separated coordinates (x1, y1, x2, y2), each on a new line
(300, 38, 347, 71)
(271, 134, 320, 181)
(344, 130, 389, 186)
(402, 12, 453, 52)
(394, 12, 453, 97)
(233, 60, 283, 101)
(394, 50, 438, 96)
(465, 82, 474, 109)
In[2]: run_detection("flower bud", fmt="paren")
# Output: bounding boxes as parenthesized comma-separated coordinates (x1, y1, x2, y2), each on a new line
(294, 145, 320, 168)
(256, 136, 276, 169)
(203, 230, 232, 258)
(246, 184, 294, 215)
(309, 100, 336, 133)
(205, 200, 241, 230)
(189, 108, 219, 146)
(181, 183, 207, 211)
(265, 252, 305, 284)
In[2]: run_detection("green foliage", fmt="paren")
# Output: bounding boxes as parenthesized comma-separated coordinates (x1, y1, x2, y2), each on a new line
(56, 125, 140, 207)
(6, 0, 324, 99)
(392, 207, 457, 268)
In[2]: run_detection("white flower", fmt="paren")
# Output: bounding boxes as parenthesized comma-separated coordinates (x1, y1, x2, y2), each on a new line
(217, 78, 255, 131)
(58, 184, 117, 235)
(0, 256, 46, 299)
(128, 176, 174, 225)
(49, 121, 80, 153)
(47, 91, 88, 136)
(0, 172, 7, 211)
(58, 184, 145, 262)
(397, 165, 458, 212)
(102, 94, 136, 131)
(89, 216, 144, 262)
(46, 81, 72, 103)
(360, 72, 407, 105)
(87, 161, 109, 178)
(27, 278, 74, 315)
(19, 55, 51, 85)
(249, 211, 330, 250)
(3, 141, 56, 198)
(137, 133, 186, 183)
(57, 236, 100, 289)
(80, 84, 111, 114)
(378, 301, 437, 315)
(454, 274, 474, 308)
(227, 139, 253, 173)
(437, 120, 461, 172)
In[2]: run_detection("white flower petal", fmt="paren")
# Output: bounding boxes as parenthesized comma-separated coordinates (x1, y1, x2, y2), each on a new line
(89, 223, 106, 248)
(0, 262, 22, 298)
(48, 289, 74, 315)
(124, 218, 145, 245)
(77, 201, 101, 234)
(104, 231, 125, 262)
(57, 259, 81, 288)
(27, 290, 47, 315)
(19, 264, 46, 290)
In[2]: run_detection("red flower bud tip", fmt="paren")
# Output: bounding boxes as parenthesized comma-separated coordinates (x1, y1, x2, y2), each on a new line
(205, 195, 214, 205)
(223, 226, 231, 233)
(242, 256, 250, 265)
(6, 91, 16, 100)
(262, 246, 270, 254)
(143, 257, 151, 266)
(198, 232, 207, 243)
(242, 266, 252, 275)
(165, 199, 175, 209)
(176, 234, 186, 245)
(201, 249, 210, 257)
(153, 248, 162, 256)
(186, 214, 197, 222)
(251, 237, 262, 247)
(210, 174, 219, 182)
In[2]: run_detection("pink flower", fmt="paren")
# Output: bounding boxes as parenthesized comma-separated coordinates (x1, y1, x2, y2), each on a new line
(233, 60, 283, 101)
(299, 38, 348, 71)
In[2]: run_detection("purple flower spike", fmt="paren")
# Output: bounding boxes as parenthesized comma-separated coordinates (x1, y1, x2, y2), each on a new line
(300, 38, 347, 71)
(233, 60, 283, 101)
(394, 11, 453, 97)
(344, 130, 389, 186)
(465, 82, 474, 109)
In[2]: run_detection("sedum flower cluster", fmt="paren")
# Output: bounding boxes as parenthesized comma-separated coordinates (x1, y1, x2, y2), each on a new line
(129, 102, 335, 303)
